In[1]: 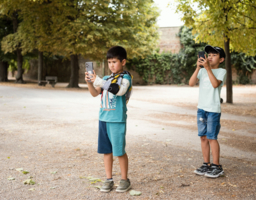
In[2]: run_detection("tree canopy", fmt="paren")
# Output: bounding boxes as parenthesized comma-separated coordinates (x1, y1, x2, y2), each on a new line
(175, 0, 256, 103)
(176, 0, 256, 55)
(1, 0, 159, 59)
(0, 0, 160, 87)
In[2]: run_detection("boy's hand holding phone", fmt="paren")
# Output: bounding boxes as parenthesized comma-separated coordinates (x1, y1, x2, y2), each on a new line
(197, 51, 210, 70)
(85, 70, 97, 83)
(85, 62, 97, 84)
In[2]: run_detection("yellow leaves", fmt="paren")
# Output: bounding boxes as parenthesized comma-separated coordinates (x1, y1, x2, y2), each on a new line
(1, 0, 159, 59)
(176, 0, 256, 54)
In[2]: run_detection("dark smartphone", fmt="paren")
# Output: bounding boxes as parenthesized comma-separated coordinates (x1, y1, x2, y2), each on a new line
(85, 62, 94, 82)
(198, 51, 205, 68)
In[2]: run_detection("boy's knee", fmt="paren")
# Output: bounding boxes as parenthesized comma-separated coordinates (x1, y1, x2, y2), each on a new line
(200, 136, 207, 142)
(117, 153, 127, 158)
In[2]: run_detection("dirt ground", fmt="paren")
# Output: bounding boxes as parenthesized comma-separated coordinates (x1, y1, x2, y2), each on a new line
(0, 82, 256, 200)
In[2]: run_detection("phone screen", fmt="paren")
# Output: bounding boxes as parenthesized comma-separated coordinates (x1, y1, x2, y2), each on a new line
(85, 62, 94, 82)
(198, 51, 205, 59)
(198, 51, 205, 68)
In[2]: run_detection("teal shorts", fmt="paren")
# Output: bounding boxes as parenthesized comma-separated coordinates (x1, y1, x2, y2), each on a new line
(98, 121, 126, 157)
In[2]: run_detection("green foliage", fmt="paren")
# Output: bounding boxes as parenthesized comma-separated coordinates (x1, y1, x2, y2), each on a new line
(127, 26, 255, 85)
(175, 0, 256, 56)
(1, 0, 160, 60)
(8, 53, 37, 72)
(231, 53, 256, 84)
(127, 26, 206, 84)
(0, 16, 15, 62)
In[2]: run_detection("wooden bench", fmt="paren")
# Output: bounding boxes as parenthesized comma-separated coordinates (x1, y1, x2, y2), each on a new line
(38, 76, 57, 87)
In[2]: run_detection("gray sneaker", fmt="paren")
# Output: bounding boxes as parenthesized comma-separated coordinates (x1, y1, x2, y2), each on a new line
(100, 180, 114, 193)
(116, 179, 131, 192)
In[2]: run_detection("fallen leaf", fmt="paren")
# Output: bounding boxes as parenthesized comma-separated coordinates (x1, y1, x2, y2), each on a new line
(8, 177, 15, 180)
(79, 176, 87, 179)
(22, 171, 29, 174)
(7, 157, 10, 159)
(130, 190, 142, 196)
(228, 182, 237, 187)
(180, 183, 190, 187)
(51, 171, 58, 174)
(23, 179, 35, 185)
(90, 185, 101, 189)
(88, 178, 102, 183)
(16, 168, 23, 172)
(50, 186, 57, 189)
(28, 188, 35, 191)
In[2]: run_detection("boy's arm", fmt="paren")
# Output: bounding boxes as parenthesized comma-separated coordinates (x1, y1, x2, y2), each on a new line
(85, 71, 101, 97)
(199, 56, 222, 88)
(206, 69, 222, 88)
(189, 58, 201, 86)
(115, 79, 130, 96)
(93, 75, 130, 96)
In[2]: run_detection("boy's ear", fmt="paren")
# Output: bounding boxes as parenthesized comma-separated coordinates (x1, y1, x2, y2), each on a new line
(219, 57, 225, 63)
(121, 59, 126, 66)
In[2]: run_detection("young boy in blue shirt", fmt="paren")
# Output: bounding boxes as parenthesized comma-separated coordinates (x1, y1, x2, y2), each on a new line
(189, 45, 227, 178)
(85, 46, 132, 192)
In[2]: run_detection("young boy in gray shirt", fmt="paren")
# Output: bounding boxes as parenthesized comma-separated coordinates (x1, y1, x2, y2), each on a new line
(189, 45, 226, 178)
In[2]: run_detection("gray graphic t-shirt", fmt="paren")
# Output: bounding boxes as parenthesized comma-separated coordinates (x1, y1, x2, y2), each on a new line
(197, 68, 227, 113)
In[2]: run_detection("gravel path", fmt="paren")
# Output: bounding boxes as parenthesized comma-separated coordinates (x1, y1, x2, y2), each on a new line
(0, 83, 256, 199)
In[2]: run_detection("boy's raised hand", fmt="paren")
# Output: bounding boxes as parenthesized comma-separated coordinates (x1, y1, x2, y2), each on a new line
(85, 70, 97, 84)
(197, 54, 210, 70)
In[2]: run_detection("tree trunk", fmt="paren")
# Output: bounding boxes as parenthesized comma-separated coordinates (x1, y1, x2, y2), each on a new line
(15, 48, 24, 83)
(13, 12, 24, 83)
(38, 51, 43, 83)
(0, 61, 9, 82)
(67, 54, 79, 88)
(224, 38, 233, 103)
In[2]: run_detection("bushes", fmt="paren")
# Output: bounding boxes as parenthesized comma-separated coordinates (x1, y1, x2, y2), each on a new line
(126, 26, 206, 84)
(127, 26, 255, 85)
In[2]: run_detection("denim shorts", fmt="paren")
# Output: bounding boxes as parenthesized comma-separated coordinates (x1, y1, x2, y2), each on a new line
(197, 109, 221, 140)
(98, 121, 126, 157)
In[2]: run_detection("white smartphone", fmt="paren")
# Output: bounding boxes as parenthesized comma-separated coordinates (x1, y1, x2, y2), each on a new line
(85, 62, 94, 82)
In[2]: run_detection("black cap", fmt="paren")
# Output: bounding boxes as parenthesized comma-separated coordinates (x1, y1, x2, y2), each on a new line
(205, 45, 226, 59)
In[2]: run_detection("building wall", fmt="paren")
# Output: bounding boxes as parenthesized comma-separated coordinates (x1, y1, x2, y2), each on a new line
(158, 26, 182, 53)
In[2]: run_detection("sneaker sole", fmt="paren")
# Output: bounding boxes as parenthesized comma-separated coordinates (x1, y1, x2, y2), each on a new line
(116, 184, 132, 193)
(100, 188, 113, 193)
(194, 170, 206, 176)
(205, 171, 224, 178)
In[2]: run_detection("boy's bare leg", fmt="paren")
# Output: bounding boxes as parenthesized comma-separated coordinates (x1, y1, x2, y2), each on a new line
(201, 136, 210, 163)
(118, 153, 128, 180)
(104, 153, 113, 179)
(208, 139, 220, 165)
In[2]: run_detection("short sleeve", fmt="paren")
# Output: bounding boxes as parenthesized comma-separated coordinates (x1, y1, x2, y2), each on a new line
(197, 69, 202, 80)
(103, 76, 109, 80)
(123, 74, 132, 83)
(217, 69, 227, 86)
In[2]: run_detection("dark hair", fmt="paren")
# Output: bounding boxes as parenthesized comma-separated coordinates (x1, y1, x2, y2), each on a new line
(107, 46, 127, 62)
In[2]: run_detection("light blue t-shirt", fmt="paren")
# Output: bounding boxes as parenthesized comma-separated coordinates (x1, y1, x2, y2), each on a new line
(197, 68, 227, 113)
(99, 74, 132, 122)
